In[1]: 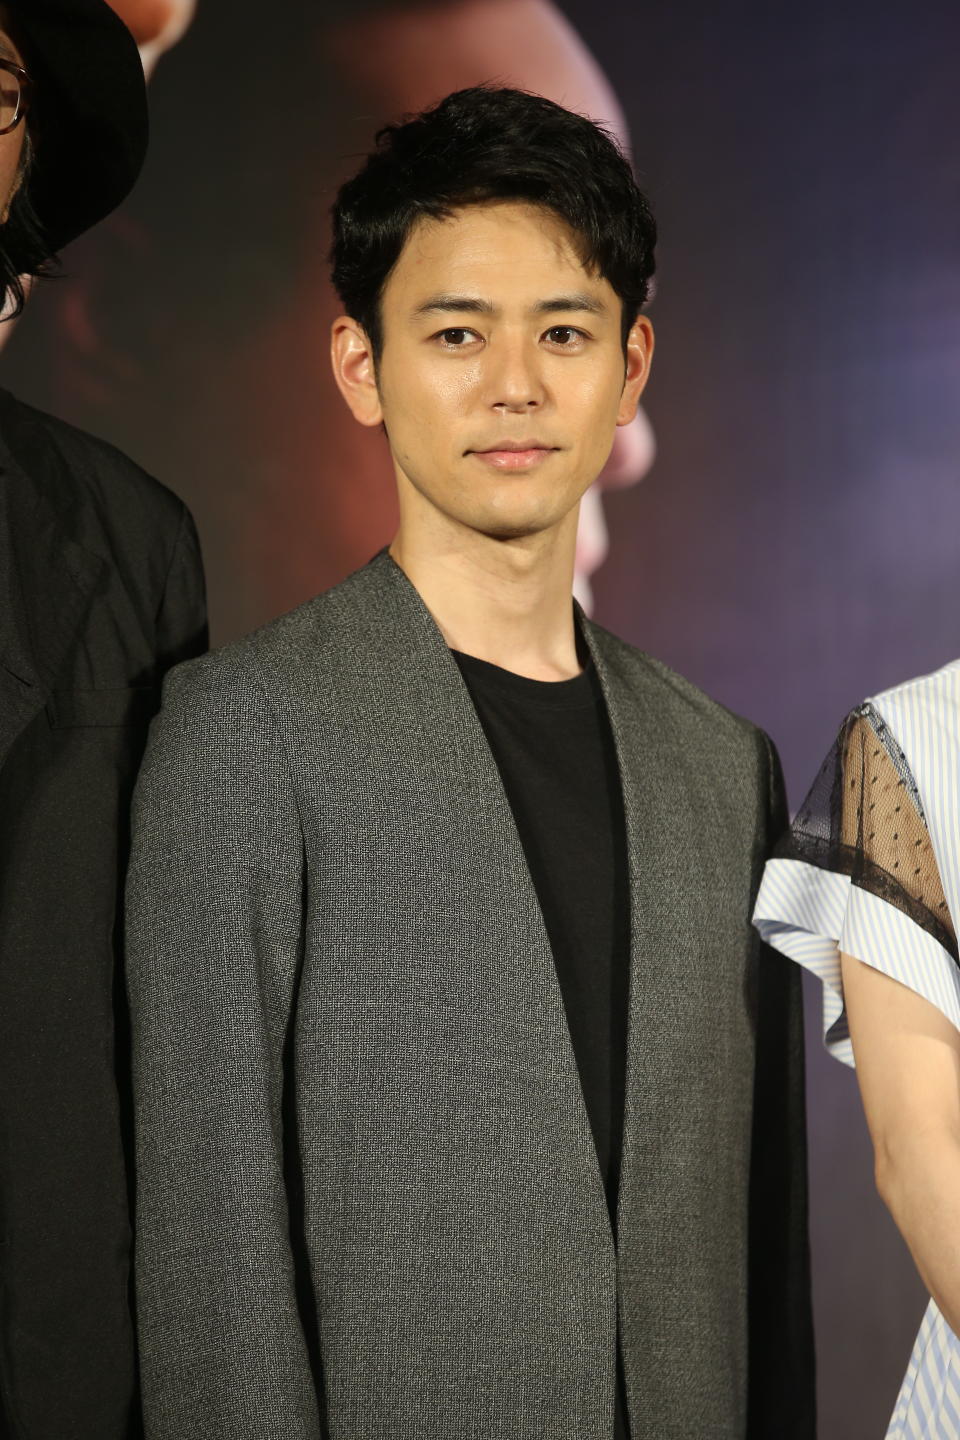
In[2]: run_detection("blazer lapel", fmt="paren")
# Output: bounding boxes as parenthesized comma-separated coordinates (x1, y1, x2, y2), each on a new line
(584, 620, 758, 1433)
(582, 625, 700, 1216)
(357, 552, 613, 1237)
(0, 448, 104, 768)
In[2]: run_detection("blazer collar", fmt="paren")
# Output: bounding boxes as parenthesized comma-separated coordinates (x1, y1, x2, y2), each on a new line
(0, 417, 104, 765)
(361, 551, 695, 1243)
(350, 550, 616, 1239)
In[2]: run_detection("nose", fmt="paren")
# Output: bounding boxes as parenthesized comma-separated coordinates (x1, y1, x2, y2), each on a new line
(487, 335, 546, 413)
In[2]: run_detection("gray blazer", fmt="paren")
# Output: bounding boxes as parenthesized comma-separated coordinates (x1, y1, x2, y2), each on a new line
(126, 551, 813, 1440)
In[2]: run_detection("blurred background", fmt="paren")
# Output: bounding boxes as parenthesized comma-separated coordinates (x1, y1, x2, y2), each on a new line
(5, 0, 959, 1432)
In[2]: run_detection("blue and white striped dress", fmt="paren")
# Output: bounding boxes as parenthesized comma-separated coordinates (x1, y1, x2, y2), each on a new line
(754, 659, 960, 1438)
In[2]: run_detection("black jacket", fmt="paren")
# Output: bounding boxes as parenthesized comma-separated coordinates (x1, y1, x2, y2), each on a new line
(0, 387, 207, 1440)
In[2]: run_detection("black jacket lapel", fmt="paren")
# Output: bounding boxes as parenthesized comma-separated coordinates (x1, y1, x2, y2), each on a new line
(0, 445, 104, 768)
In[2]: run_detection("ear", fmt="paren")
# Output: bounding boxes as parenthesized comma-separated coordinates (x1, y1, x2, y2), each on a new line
(330, 315, 384, 428)
(616, 316, 655, 427)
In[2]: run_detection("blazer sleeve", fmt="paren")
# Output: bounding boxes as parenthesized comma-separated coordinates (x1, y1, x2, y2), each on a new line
(746, 732, 817, 1439)
(154, 501, 209, 675)
(125, 648, 322, 1439)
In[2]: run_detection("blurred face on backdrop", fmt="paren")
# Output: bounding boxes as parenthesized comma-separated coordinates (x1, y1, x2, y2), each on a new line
(332, 200, 652, 559)
(106, 0, 194, 73)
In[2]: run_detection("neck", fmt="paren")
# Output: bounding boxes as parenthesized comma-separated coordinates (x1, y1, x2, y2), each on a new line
(389, 512, 582, 682)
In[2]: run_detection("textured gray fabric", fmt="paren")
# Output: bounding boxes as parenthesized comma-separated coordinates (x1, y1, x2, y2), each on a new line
(127, 550, 784, 1439)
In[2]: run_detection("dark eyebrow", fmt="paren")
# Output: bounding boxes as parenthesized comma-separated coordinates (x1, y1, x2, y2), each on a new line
(412, 292, 607, 319)
(533, 294, 607, 316)
(412, 295, 495, 318)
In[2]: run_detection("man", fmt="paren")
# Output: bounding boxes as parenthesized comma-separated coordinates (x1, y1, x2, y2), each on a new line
(0, 4, 207, 1437)
(127, 87, 813, 1438)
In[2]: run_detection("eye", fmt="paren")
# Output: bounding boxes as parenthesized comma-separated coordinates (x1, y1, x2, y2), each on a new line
(544, 326, 586, 348)
(436, 327, 480, 348)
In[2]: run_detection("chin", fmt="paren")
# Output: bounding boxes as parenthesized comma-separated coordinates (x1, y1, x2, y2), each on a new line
(479, 525, 539, 542)
(470, 511, 562, 543)
(462, 487, 558, 531)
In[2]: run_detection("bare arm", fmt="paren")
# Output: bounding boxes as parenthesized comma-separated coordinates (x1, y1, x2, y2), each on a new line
(843, 949, 960, 1332)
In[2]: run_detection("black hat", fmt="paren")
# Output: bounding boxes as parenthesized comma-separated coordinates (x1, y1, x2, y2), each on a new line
(5, 0, 148, 255)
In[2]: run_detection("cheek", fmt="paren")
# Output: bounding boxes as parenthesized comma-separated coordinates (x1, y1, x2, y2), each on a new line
(566, 365, 625, 439)
(106, 0, 189, 44)
(381, 356, 478, 438)
(0, 134, 25, 217)
(413, 357, 479, 410)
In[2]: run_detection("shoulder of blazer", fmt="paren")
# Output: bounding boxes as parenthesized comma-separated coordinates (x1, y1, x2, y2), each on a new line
(586, 618, 760, 743)
(584, 616, 773, 806)
(0, 385, 189, 571)
(157, 559, 384, 720)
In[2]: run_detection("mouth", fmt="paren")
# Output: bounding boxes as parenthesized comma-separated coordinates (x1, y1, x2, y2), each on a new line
(466, 441, 560, 472)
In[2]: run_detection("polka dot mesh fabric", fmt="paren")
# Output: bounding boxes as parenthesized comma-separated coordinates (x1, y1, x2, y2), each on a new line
(779, 703, 957, 957)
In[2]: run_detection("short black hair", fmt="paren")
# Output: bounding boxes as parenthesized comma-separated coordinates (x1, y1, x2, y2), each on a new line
(0, 128, 57, 321)
(330, 86, 656, 360)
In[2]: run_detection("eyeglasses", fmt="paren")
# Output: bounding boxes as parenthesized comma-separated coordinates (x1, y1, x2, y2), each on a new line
(0, 59, 31, 137)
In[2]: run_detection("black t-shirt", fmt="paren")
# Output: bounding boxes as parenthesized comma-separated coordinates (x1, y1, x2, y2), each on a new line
(453, 642, 631, 1438)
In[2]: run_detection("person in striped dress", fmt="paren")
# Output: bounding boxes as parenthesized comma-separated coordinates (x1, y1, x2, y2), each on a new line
(754, 661, 960, 1436)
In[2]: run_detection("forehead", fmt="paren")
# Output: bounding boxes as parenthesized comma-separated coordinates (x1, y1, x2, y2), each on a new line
(386, 201, 611, 307)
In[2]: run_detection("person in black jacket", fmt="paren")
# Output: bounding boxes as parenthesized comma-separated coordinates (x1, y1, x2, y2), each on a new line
(0, 4, 207, 1437)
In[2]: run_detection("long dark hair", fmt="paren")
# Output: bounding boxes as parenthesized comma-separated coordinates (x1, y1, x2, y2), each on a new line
(0, 106, 57, 319)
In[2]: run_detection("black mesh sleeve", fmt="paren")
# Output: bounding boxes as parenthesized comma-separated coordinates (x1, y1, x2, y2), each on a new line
(774, 704, 957, 961)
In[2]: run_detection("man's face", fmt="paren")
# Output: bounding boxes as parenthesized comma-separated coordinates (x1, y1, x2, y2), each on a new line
(357, 201, 651, 546)
(0, 15, 26, 229)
